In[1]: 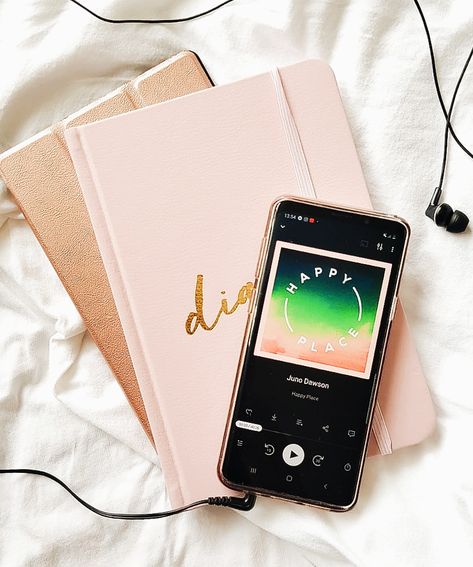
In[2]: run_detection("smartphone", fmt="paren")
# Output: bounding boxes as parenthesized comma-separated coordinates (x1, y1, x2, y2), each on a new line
(219, 196, 410, 511)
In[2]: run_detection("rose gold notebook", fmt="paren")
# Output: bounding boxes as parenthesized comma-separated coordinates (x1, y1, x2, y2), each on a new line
(65, 59, 435, 506)
(0, 52, 212, 444)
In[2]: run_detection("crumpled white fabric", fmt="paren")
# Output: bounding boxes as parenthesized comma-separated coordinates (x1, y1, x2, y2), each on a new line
(1, 1, 472, 566)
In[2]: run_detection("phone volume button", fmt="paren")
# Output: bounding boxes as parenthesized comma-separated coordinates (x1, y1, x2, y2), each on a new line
(248, 278, 258, 313)
(255, 237, 268, 278)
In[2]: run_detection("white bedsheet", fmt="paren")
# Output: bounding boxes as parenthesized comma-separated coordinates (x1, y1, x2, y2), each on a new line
(1, 1, 472, 565)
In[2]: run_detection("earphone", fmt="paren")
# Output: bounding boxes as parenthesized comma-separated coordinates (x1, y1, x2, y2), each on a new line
(413, 0, 471, 233)
(1, 0, 471, 522)
(425, 188, 469, 233)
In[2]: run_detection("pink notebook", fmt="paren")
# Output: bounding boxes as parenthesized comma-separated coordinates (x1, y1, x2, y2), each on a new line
(66, 60, 435, 506)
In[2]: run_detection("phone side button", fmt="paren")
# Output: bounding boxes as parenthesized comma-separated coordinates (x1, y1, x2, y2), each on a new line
(389, 296, 398, 322)
(248, 280, 258, 313)
(255, 237, 268, 278)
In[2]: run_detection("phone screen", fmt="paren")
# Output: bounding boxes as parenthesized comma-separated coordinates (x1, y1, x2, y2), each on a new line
(220, 198, 409, 510)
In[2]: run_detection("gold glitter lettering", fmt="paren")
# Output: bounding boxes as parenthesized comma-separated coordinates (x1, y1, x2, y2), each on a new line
(185, 275, 254, 335)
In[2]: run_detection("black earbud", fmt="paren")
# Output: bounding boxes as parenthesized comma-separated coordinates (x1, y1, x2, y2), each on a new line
(425, 187, 469, 233)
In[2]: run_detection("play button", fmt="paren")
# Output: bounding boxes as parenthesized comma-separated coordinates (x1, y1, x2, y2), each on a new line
(282, 443, 305, 467)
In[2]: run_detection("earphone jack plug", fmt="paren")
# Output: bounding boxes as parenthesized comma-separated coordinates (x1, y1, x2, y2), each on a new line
(207, 493, 256, 511)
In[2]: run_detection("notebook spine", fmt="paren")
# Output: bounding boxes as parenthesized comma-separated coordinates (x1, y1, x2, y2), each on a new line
(66, 128, 184, 506)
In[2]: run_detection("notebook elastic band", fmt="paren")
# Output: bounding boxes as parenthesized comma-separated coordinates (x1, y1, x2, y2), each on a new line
(270, 69, 316, 199)
(372, 401, 393, 455)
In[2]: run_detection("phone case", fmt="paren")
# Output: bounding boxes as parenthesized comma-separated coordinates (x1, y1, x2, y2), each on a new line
(219, 196, 411, 511)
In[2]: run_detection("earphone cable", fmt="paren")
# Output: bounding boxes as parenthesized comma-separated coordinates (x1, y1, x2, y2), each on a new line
(438, 46, 473, 190)
(0, 468, 256, 520)
(412, 0, 473, 161)
(68, 0, 235, 24)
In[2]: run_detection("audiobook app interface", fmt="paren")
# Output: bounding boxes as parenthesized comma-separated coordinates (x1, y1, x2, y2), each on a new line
(222, 201, 407, 507)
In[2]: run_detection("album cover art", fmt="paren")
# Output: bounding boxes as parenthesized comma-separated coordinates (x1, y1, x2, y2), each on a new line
(254, 241, 392, 379)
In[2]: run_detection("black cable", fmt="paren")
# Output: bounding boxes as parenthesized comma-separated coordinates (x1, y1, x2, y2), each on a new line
(0, 468, 256, 520)
(438, 46, 473, 190)
(68, 0, 235, 24)
(412, 0, 473, 161)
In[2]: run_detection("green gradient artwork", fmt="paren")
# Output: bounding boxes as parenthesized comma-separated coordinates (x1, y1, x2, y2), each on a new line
(254, 242, 391, 379)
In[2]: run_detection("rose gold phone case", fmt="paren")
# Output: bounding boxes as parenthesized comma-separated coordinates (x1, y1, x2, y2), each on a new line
(218, 196, 411, 512)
